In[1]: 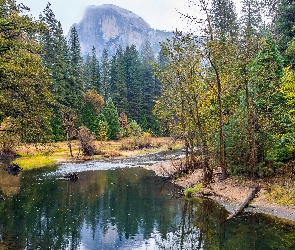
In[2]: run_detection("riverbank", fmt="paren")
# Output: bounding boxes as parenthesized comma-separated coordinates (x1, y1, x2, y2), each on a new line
(10, 137, 179, 169)
(146, 159, 295, 225)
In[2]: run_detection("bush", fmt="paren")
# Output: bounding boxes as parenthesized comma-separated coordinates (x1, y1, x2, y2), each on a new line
(126, 120, 142, 137)
(184, 183, 203, 198)
(78, 126, 97, 156)
(0, 117, 20, 158)
(120, 132, 152, 150)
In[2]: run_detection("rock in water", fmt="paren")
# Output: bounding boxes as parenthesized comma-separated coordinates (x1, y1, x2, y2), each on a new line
(6, 163, 23, 175)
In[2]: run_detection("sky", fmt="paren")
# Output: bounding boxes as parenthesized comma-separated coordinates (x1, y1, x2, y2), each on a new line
(16, 0, 242, 34)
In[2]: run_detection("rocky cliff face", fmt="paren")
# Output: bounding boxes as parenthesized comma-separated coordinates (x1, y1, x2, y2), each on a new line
(68, 4, 173, 56)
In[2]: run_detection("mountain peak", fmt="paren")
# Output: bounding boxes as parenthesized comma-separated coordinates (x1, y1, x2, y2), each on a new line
(69, 5, 172, 56)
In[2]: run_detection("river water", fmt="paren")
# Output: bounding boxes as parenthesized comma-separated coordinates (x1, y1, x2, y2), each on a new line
(0, 151, 294, 249)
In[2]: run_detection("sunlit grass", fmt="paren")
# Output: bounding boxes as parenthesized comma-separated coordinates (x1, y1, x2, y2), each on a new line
(13, 155, 57, 170)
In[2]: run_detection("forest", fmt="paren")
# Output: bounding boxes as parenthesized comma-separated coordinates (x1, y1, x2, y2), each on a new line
(1, 0, 295, 182)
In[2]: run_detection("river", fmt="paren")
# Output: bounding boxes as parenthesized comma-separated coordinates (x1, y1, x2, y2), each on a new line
(0, 151, 294, 249)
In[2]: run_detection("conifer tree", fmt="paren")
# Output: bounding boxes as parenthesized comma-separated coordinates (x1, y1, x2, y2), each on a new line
(275, 0, 295, 66)
(96, 113, 108, 141)
(246, 36, 286, 175)
(103, 99, 120, 140)
(68, 27, 84, 109)
(240, 0, 263, 36)
(210, 0, 238, 39)
(110, 46, 128, 113)
(100, 49, 111, 100)
(140, 40, 156, 131)
(40, 4, 74, 140)
(90, 47, 100, 91)
(124, 45, 142, 123)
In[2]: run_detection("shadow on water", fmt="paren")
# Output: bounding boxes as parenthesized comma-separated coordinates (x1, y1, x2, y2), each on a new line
(0, 151, 294, 249)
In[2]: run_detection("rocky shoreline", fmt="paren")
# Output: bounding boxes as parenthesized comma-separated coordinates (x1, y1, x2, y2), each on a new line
(145, 160, 295, 225)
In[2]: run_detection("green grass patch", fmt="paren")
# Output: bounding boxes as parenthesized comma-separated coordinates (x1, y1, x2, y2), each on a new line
(184, 183, 203, 198)
(13, 155, 57, 170)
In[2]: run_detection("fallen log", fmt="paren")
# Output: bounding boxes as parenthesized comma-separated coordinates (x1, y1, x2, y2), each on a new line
(227, 186, 260, 220)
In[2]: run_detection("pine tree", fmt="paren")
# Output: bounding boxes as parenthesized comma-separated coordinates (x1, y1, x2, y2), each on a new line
(275, 0, 295, 66)
(103, 99, 120, 140)
(90, 47, 100, 91)
(100, 49, 111, 100)
(210, 0, 238, 39)
(240, 0, 263, 36)
(96, 113, 108, 141)
(246, 36, 286, 175)
(68, 27, 84, 109)
(140, 40, 156, 131)
(110, 46, 128, 113)
(39, 4, 73, 140)
(124, 45, 142, 123)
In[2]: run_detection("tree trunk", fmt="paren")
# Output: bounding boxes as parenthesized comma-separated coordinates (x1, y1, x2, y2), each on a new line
(66, 132, 74, 158)
(227, 186, 260, 220)
(245, 78, 257, 179)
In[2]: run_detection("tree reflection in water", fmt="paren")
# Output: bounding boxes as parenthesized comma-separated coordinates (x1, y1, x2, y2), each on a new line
(0, 164, 294, 249)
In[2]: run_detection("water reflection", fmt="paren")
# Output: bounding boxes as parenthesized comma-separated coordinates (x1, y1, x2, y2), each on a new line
(0, 161, 294, 249)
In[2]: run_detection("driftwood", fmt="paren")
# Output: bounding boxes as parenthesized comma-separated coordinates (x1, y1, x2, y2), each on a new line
(227, 186, 260, 220)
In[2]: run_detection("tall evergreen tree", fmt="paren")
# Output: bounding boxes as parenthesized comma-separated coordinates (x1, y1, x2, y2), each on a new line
(240, 0, 263, 36)
(68, 27, 84, 109)
(83, 47, 100, 91)
(246, 36, 286, 176)
(275, 0, 295, 66)
(39, 3, 70, 107)
(210, 0, 238, 39)
(140, 40, 157, 131)
(103, 99, 120, 140)
(110, 46, 128, 113)
(100, 49, 111, 100)
(90, 47, 100, 91)
(124, 45, 142, 123)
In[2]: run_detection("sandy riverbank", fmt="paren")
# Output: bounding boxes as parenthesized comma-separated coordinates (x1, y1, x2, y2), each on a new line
(145, 159, 295, 225)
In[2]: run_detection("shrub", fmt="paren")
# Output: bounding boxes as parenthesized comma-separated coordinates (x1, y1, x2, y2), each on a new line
(78, 126, 97, 156)
(126, 120, 142, 137)
(184, 183, 203, 198)
(120, 133, 152, 150)
(0, 117, 20, 158)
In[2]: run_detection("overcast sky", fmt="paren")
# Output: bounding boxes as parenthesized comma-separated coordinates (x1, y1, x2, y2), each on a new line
(16, 0, 242, 34)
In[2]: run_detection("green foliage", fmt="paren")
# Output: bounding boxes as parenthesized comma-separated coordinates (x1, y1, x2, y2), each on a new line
(96, 114, 108, 141)
(275, 0, 295, 65)
(0, 0, 53, 143)
(103, 99, 120, 140)
(126, 120, 142, 137)
(184, 183, 203, 198)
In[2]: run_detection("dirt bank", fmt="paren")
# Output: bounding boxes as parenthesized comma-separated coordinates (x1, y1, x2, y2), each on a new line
(146, 160, 295, 225)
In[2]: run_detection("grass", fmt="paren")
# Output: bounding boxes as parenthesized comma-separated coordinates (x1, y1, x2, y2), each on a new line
(13, 155, 57, 170)
(184, 183, 203, 198)
(9, 137, 180, 170)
